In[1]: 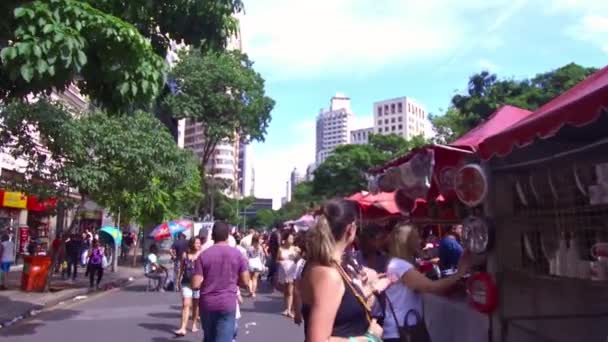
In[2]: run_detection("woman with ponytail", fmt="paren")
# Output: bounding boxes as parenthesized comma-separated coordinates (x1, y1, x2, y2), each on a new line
(300, 200, 394, 342)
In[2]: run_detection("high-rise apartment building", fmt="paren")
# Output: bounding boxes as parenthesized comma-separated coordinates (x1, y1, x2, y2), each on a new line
(180, 119, 240, 187)
(373, 97, 429, 140)
(238, 137, 254, 196)
(290, 167, 304, 194)
(315, 93, 354, 165)
(350, 127, 374, 145)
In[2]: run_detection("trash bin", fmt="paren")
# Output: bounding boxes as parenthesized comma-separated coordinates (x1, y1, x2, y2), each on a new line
(21, 255, 52, 292)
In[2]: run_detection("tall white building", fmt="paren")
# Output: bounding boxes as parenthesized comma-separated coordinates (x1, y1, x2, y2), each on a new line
(237, 137, 254, 196)
(350, 127, 374, 145)
(373, 97, 429, 140)
(315, 93, 354, 165)
(290, 167, 304, 195)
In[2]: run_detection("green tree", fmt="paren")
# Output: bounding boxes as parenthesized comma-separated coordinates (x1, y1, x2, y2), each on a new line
(250, 209, 277, 229)
(432, 63, 598, 143)
(275, 181, 318, 222)
(86, 0, 244, 56)
(165, 50, 275, 168)
(164, 49, 274, 215)
(429, 108, 468, 144)
(1, 0, 245, 111)
(1, 0, 166, 111)
(311, 134, 428, 198)
(0, 100, 201, 289)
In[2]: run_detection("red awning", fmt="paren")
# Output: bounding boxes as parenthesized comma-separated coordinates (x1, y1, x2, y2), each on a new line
(478, 65, 608, 160)
(347, 191, 401, 218)
(451, 105, 532, 151)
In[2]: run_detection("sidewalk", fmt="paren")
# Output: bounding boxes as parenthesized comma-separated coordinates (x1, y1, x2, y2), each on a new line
(0, 262, 144, 328)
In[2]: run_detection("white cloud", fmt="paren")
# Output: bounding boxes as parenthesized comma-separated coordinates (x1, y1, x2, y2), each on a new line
(438, 0, 528, 72)
(566, 15, 608, 54)
(478, 58, 499, 71)
(240, 0, 524, 79)
(353, 114, 373, 130)
(546, 1, 608, 54)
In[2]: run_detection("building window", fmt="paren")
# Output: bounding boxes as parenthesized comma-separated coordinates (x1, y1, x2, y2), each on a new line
(391, 118, 396, 123)
(391, 103, 395, 114)
(398, 124, 403, 129)
(398, 116, 403, 122)
(392, 126, 396, 131)
(385, 119, 389, 124)
(377, 120, 382, 125)
(378, 107, 382, 115)
(385, 105, 389, 113)
(378, 128, 382, 133)
(398, 103, 403, 113)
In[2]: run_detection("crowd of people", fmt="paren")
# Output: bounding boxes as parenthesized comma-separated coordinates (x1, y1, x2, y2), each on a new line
(146, 198, 469, 342)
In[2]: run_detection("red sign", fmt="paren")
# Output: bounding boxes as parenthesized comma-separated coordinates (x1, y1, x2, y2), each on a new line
(467, 272, 499, 314)
(18, 226, 30, 254)
(26, 196, 57, 212)
(454, 164, 488, 207)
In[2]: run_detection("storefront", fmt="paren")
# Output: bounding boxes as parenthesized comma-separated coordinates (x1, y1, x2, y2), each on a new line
(367, 105, 538, 342)
(476, 65, 608, 342)
(25, 196, 56, 253)
(79, 200, 103, 232)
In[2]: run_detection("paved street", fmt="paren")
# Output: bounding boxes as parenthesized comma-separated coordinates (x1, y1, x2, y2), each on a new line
(1, 278, 302, 342)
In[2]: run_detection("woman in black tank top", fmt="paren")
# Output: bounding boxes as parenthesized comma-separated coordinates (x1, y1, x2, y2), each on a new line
(299, 200, 390, 342)
(301, 265, 369, 338)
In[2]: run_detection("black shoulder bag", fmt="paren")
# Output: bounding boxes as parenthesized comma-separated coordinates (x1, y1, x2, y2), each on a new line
(386, 295, 432, 342)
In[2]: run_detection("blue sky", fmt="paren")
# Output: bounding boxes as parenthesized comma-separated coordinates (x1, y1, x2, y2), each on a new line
(238, 0, 608, 206)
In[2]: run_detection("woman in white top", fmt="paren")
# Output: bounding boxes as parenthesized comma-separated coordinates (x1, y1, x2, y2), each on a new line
(277, 230, 299, 318)
(382, 224, 470, 342)
(247, 234, 266, 298)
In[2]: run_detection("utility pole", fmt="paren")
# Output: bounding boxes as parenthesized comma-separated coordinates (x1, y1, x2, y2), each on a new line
(112, 208, 120, 272)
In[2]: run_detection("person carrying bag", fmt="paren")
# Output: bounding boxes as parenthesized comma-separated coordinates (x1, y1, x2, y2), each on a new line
(382, 224, 471, 342)
(386, 296, 431, 342)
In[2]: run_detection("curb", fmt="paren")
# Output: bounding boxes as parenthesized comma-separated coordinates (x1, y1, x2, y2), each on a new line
(0, 275, 141, 329)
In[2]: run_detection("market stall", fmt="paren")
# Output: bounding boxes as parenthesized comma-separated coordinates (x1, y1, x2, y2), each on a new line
(476, 65, 608, 342)
(369, 104, 536, 342)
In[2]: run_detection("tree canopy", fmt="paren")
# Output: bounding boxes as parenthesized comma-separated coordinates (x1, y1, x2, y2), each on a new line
(1, 0, 245, 112)
(312, 134, 428, 198)
(0, 100, 201, 226)
(431, 63, 598, 143)
(165, 49, 275, 168)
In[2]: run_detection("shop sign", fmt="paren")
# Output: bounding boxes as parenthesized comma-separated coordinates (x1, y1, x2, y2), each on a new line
(454, 164, 488, 208)
(18, 226, 29, 254)
(3, 192, 27, 209)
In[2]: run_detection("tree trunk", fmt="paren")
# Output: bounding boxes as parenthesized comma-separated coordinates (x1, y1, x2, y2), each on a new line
(132, 224, 140, 268)
(43, 198, 85, 292)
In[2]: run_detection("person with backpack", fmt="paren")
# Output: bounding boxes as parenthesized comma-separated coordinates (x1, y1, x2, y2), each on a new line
(87, 239, 105, 291)
(174, 237, 203, 337)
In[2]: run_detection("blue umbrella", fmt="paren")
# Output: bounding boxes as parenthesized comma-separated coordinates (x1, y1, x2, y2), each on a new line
(99, 226, 122, 246)
(148, 221, 188, 240)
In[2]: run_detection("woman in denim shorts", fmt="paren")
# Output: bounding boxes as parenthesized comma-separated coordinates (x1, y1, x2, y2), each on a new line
(174, 237, 202, 337)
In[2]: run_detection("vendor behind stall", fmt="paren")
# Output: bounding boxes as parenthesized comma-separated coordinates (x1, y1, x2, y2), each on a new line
(353, 224, 388, 274)
(438, 225, 463, 272)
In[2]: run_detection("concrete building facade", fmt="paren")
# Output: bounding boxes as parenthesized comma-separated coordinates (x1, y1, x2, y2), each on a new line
(373, 97, 429, 140)
(350, 127, 374, 145)
(315, 93, 354, 165)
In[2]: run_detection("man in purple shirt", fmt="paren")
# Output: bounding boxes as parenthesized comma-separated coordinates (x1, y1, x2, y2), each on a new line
(192, 221, 250, 342)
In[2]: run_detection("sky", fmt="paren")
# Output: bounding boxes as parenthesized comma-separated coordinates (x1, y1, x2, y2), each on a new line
(238, 0, 608, 208)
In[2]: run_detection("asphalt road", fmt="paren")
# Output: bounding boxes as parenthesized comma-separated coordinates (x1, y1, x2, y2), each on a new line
(1, 278, 303, 342)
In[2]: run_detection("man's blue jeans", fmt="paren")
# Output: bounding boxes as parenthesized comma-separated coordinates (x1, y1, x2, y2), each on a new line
(201, 310, 236, 342)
